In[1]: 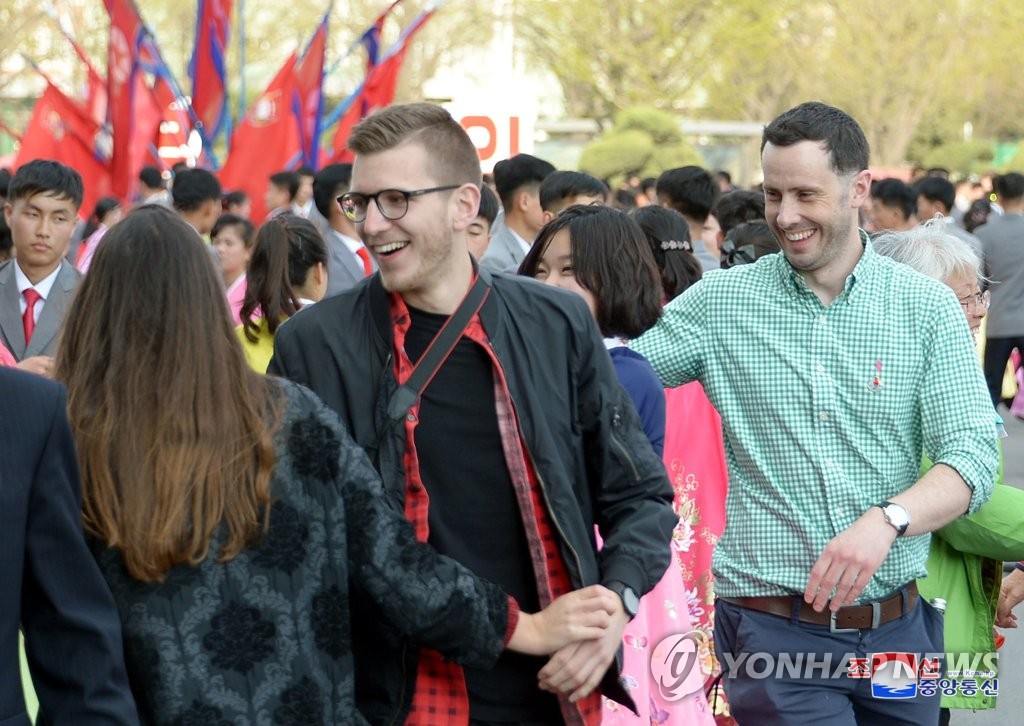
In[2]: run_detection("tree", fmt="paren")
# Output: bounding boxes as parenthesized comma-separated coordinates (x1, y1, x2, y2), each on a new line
(579, 107, 704, 183)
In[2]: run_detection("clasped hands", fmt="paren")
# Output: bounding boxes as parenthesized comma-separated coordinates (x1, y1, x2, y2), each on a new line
(512, 584, 629, 702)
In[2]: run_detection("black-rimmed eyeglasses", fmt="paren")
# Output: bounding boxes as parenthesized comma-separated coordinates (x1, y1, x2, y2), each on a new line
(337, 185, 460, 223)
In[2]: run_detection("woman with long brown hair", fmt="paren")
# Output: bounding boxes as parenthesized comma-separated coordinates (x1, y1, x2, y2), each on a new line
(55, 205, 615, 724)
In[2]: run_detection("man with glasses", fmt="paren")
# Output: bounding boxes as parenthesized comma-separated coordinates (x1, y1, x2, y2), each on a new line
(269, 102, 676, 725)
(634, 102, 997, 725)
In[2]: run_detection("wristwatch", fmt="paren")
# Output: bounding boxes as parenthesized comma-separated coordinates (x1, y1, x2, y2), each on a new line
(605, 581, 640, 620)
(875, 501, 910, 537)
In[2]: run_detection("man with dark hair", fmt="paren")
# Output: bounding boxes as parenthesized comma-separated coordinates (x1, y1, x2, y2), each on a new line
(312, 163, 375, 296)
(0, 366, 139, 723)
(714, 189, 766, 238)
(635, 101, 997, 724)
(481, 153, 555, 272)
(138, 165, 170, 206)
(467, 184, 499, 260)
(868, 178, 916, 231)
(171, 168, 222, 235)
(0, 160, 84, 375)
(976, 171, 1024, 406)
(264, 170, 299, 220)
(538, 170, 607, 221)
(916, 176, 981, 249)
(656, 165, 721, 270)
(293, 165, 316, 218)
(270, 102, 675, 724)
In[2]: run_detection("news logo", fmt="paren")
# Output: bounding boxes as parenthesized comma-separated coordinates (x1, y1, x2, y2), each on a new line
(869, 652, 919, 699)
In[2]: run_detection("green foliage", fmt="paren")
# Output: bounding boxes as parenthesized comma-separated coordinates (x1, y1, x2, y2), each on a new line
(920, 140, 995, 177)
(579, 108, 704, 183)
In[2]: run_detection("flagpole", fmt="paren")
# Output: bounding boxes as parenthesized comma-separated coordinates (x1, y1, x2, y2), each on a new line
(236, 0, 246, 140)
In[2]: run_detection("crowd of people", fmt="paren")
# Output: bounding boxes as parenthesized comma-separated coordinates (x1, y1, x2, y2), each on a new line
(2, 99, 1024, 726)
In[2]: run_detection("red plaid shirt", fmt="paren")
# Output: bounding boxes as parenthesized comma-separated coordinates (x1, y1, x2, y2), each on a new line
(390, 291, 601, 726)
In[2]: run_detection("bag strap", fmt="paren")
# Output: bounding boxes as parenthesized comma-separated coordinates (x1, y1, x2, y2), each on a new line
(386, 274, 491, 422)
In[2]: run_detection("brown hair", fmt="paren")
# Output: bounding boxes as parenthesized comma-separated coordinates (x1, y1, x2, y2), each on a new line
(55, 205, 278, 582)
(348, 102, 482, 187)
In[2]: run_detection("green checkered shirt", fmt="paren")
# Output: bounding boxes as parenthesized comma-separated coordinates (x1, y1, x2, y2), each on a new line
(634, 234, 998, 600)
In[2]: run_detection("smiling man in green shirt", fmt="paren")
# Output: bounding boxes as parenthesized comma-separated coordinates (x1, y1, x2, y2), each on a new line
(634, 102, 998, 725)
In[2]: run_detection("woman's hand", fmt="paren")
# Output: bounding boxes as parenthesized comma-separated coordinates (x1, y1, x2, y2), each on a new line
(507, 585, 619, 656)
(996, 568, 1024, 628)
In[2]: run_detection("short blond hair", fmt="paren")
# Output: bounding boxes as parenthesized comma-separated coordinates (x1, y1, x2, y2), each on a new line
(349, 103, 482, 186)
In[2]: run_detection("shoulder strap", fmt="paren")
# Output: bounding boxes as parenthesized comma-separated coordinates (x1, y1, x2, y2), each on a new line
(386, 274, 491, 422)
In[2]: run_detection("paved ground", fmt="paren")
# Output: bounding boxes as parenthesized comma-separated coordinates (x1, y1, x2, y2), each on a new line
(953, 405, 1024, 723)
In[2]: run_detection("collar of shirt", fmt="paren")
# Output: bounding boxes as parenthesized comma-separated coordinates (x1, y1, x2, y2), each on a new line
(510, 228, 531, 256)
(331, 228, 366, 258)
(15, 261, 61, 312)
(775, 229, 875, 307)
(226, 272, 246, 297)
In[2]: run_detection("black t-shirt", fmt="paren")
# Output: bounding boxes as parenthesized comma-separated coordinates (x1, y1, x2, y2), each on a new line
(405, 305, 561, 723)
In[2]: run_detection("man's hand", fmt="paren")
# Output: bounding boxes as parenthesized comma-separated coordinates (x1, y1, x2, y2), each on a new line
(537, 597, 629, 702)
(996, 568, 1024, 628)
(508, 585, 618, 656)
(17, 355, 54, 378)
(804, 507, 897, 612)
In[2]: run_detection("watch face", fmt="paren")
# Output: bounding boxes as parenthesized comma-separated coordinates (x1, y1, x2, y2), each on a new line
(884, 503, 909, 531)
(623, 587, 640, 617)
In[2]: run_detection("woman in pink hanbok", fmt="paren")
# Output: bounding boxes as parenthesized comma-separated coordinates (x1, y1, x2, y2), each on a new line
(634, 206, 731, 723)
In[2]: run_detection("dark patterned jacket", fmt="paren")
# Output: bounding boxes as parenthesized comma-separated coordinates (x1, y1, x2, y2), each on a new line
(94, 380, 511, 725)
(270, 268, 677, 723)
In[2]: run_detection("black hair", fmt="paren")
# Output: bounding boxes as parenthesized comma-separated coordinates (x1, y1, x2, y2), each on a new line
(139, 165, 164, 190)
(8, 159, 84, 211)
(0, 214, 11, 261)
(995, 172, 1024, 201)
(761, 101, 869, 176)
(519, 205, 662, 338)
(655, 166, 718, 223)
(915, 176, 956, 215)
(268, 171, 300, 202)
(640, 177, 657, 193)
(871, 178, 915, 221)
(0, 168, 11, 200)
(720, 220, 780, 269)
(223, 190, 249, 211)
(477, 184, 499, 225)
(964, 199, 992, 234)
(172, 168, 222, 212)
(81, 196, 122, 240)
(211, 213, 256, 248)
(630, 206, 702, 301)
(312, 163, 353, 219)
(538, 171, 608, 213)
(612, 189, 638, 209)
(493, 154, 555, 209)
(240, 214, 327, 342)
(714, 190, 765, 237)
(296, 165, 315, 178)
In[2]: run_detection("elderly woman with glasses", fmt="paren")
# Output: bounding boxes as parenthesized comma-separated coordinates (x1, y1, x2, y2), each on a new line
(874, 219, 1024, 723)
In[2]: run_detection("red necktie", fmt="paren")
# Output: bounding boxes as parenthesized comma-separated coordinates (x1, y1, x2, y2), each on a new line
(22, 288, 42, 344)
(356, 246, 373, 277)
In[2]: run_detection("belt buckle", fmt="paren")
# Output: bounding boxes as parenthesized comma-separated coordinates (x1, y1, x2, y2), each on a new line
(830, 601, 881, 632)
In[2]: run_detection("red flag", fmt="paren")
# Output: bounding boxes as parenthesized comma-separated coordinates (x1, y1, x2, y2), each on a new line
(58, 28, 108, 126)
(15, 84, 112, 216)
(219, 53, 300, 222)
(104, 0, 144, 199)
(328, 7, 437, 164)
(292, 13, 328, 169)
(190, 0, 232, 141)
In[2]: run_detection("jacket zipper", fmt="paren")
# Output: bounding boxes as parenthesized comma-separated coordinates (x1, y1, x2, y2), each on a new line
(610, 405, 641, 482)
